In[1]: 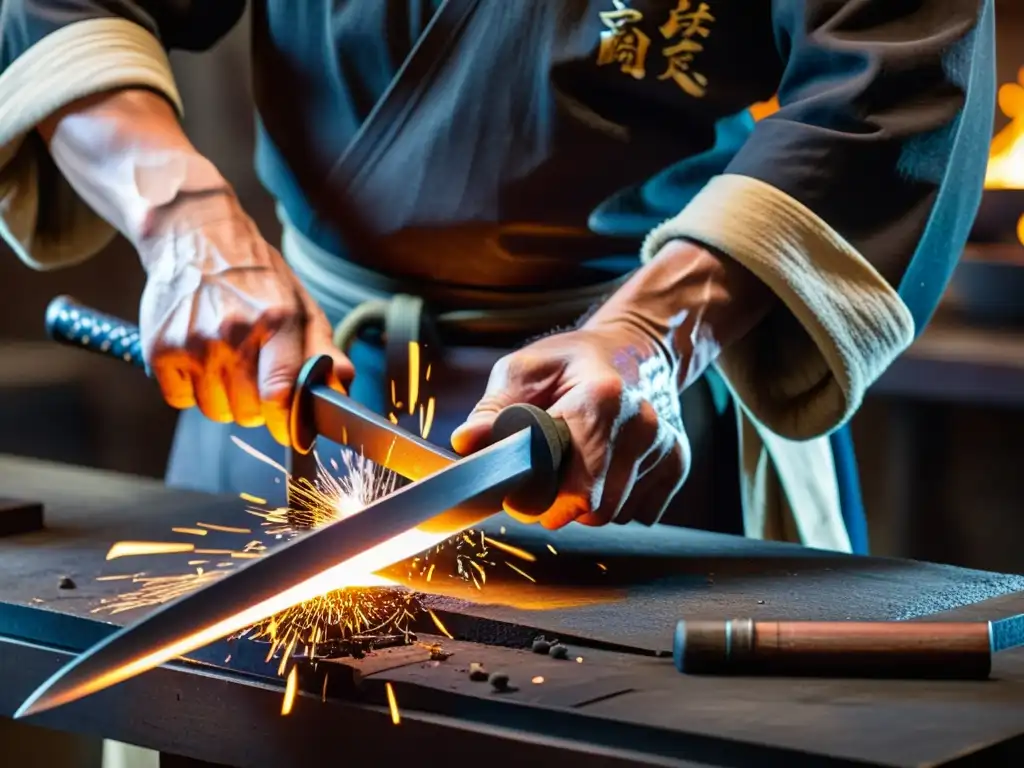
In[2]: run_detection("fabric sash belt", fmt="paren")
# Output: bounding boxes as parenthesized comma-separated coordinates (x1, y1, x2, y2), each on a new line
(279, 207, 631, 405)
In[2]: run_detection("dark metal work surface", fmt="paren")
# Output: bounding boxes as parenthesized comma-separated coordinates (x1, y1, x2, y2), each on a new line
(1, 456, 1024, 766)
(430, 519, 1024, 654)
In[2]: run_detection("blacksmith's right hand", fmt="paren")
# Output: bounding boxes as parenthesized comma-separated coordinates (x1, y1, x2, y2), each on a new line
(136, 192, 353, 445)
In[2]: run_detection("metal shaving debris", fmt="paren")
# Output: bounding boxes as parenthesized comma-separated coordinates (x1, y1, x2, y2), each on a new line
(426, 643, 452, 661)
(531, 637, 552, 654)
(488, 672, 511, 692)
(469, 662, 488, 681)
(549, 643, 569, 660)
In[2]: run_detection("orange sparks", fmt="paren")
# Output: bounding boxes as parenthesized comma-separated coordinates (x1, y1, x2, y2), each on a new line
(596, 563, 607, 572)
(230, 436, 289, 475)
(428, 609, 453, 639)
(83, 394, 546, 711)
(239, 493, 267, 505)
(197, 522, 252, 534)
(546, 544, 558, 555)
(385, 682, 401, 725)
(321, 674, 329, 703)
(419, 397, 436, 440)
(92, 570, 226, 615)
(532, 676, 545, 685)
(95, 574, 137, 582)
(505, 562, 536, 583)
(281, 666, 298, 715)
(388, 413, 399, 425)
(172, 528, 208, 536)
(408, 341, 420, 415)
(483, 537, 537, 563)
(468, 559, 486, 585)
(105, 542, 195, 560)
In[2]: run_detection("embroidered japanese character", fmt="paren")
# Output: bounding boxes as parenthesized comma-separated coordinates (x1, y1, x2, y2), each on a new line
(660, 0, 715, 41)
(658, 38, 708, 97)
(596, 0, 652, 80)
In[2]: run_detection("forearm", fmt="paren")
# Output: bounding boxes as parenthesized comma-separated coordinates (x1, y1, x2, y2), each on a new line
(634, 0, 992, 439)
(38, 88, 233, 258)
(585, 240, 774, 390)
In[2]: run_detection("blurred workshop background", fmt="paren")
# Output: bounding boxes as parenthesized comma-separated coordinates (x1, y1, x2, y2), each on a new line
(1, 1, 1023, 574)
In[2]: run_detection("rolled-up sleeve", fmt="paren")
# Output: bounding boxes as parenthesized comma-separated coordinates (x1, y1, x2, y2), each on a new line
(641, 0, 996, 440)
(0, 1, 245, 270)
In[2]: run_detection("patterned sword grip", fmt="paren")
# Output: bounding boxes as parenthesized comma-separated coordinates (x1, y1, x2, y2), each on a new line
(44, 295, 145, 370)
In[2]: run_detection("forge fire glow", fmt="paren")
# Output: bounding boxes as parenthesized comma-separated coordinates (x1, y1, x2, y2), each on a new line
(985, 66, 1024, 193)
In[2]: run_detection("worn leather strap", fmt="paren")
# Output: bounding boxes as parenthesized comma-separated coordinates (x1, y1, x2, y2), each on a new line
(332, 294, 437, 413)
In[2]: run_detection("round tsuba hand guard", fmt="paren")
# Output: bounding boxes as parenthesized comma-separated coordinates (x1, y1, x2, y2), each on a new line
(489, 404, 573, 516)
(289, 355, 336, 455)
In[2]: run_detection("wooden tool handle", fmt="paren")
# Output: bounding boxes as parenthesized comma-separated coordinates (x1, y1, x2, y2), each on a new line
(674, 619, 993, 680)
(45, 296, 145, 369)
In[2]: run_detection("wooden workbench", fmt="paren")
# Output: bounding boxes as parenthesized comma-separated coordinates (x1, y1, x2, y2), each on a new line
(1, 455, 1023, 768)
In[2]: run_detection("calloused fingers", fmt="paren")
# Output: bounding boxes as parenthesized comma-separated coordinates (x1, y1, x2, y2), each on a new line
(258, 324, 307, 446)
(191, 356, 233, 423)
(304, 309, 355, 392)
(535, 492, 591, 530)
(151, 358, 196, 410)
(223, 350, 264, 428)
(574, 402, 660, 527)
(533, 384, 622, 529)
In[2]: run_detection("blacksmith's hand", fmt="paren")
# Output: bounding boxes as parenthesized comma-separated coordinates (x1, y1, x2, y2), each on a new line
(39, 89, 353, 446)
(136, 195, 352, 444)
(451, 240, 774, 529)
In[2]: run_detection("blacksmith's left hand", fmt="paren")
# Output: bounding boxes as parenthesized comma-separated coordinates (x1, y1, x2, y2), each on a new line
(453, 322, 689, 529)
(451, 240, 775, 530)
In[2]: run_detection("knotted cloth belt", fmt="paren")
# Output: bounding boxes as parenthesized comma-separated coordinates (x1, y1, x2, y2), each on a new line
(279, 213, 632, 406)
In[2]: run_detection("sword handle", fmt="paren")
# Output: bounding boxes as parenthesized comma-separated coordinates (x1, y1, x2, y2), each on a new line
(674, 619, 993, 680)
(44, 295, 145, 370)
(44, 296, 318, 505)
(490, 403, 573, 516)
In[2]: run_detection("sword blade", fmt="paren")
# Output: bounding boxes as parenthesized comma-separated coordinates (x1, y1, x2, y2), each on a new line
(305, 385, 502, 536)
(309, 385, 452, 480)
(15, 427, 534, 719)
